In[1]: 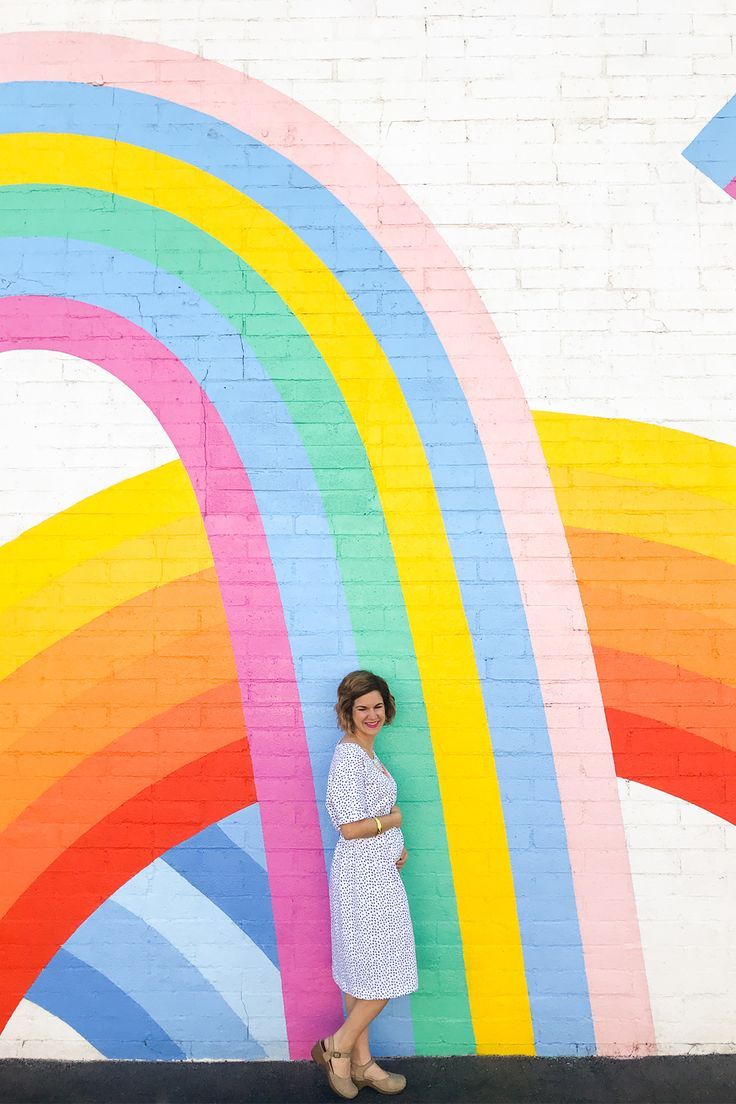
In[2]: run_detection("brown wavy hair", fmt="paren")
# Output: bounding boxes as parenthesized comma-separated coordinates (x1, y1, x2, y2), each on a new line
(335, 670, 396, 734)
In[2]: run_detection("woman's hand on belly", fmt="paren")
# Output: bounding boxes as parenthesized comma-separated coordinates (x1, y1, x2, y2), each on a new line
(396, 846, 408, 871)
(382, 825, 405, 864)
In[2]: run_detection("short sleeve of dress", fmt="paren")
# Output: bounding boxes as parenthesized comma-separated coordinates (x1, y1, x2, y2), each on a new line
(326, 744, 368, 828)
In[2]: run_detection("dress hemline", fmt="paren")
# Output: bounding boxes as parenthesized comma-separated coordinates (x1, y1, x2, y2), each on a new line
(332, 975, 419, 1001)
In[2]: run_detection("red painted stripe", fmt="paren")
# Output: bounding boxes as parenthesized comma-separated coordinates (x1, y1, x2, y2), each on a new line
(0, 739, 254, 1030)
(607, 707, 736, 824)
(0, 682, 247, 919)
(594, 646, 736, 753)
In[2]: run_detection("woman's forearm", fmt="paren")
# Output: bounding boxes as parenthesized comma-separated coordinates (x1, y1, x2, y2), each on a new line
(340, 811, 401, 840)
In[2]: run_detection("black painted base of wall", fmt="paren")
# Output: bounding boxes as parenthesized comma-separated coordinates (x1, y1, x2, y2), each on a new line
(1, 1054, 735, 1104)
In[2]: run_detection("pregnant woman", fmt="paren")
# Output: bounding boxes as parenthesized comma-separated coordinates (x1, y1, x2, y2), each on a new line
(312, 670, 418, 1099)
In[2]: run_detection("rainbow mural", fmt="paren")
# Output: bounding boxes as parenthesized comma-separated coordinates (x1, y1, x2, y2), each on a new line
(0, 32, 661, 1062)
(536, 413, 736, 830)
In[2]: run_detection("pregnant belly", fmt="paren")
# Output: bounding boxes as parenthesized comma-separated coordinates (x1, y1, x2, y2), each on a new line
(334, 826, 405, 867)
(380, 826, 405, 864)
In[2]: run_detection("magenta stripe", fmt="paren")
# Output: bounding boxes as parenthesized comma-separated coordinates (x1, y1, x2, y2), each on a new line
(0, 295, 338, 1057)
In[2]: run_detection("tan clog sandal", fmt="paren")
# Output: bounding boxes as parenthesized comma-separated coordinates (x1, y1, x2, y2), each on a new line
(350, 1058, 407, 1095)
(311, 1034, 358, 1100)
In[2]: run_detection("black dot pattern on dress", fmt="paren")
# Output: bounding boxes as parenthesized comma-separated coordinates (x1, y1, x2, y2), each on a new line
(325, 741, 419, 1000)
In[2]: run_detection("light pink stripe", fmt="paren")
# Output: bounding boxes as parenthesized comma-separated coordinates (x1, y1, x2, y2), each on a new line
(0, 33, 655, 1052)
(0, 295, 338, 1057)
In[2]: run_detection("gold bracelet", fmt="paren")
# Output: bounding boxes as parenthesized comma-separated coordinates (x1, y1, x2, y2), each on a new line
(374, 817, 383, 835)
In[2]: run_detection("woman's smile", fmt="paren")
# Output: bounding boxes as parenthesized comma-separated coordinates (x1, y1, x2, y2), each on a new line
(351, 690, 386, 737)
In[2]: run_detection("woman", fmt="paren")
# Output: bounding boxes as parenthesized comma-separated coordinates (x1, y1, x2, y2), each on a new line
(312, 670, 418, 1099)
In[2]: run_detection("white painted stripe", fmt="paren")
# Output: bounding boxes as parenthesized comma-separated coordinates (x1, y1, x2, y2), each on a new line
(0, 350, 177, 544)
(0, 999, 104, 1060)
(618, 779, 736, 1055)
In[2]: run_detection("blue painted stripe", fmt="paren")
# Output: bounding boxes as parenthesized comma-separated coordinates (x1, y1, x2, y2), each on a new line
(27, 947, 184, 1060)
(683, 94, 736, 188)
(0, 76, 595, 1048)
(216, 803, 268, 871)
(65, 899, 265, 1059)
(164, 824, 279, 969)
(114, 859, 288, 1058)
(199, 805, 415, 1055)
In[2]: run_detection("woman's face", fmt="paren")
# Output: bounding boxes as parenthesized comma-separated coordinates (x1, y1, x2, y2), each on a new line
(350, 690, 385, 739)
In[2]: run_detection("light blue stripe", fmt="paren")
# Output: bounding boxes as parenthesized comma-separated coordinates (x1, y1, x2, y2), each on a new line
(65, 900, 264, 1059)
(217, 803, 268, 871)
(683, 95, 736, 188)
(113, 860, 288, 1059)
(164, 824, 279, 968)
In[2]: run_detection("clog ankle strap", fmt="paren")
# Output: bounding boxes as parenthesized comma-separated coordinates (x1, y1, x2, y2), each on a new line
(325, 1035, 352, 1060)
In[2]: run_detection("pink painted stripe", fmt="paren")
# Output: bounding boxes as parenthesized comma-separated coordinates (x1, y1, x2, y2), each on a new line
(724, 177, 736, 199)
(0, 32, 654, 1052)
(0, 295, 338, 1058)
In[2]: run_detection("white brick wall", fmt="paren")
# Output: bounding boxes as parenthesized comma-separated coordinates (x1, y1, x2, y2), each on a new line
(1, 0, 717, 445)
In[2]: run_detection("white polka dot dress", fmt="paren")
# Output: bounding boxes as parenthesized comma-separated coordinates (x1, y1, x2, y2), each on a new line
(326, 740, 419, 1000)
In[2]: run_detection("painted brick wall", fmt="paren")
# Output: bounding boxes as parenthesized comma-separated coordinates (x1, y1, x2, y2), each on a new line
(0, 1, 733, 1062)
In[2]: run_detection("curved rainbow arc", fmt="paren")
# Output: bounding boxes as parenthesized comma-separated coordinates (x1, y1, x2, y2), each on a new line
(0, 64, 591, 1055)
(0, 456, 291, 1057)
(26, 950, 185, 1060)
(0, 32, 652, 1057)
(57, 898, 266, 1061)
(1, 141, 564, 1057)
(0, 299, 326, 1055)
(534, 411, 736, 826)
(26, 813, 287, 1060)
(0, 198, 439, 915)
(0, 187, 531, 1051)
(0, 277, 433, 1052)
(0, 466, 213, 686)
(0, 220, 516, 1052)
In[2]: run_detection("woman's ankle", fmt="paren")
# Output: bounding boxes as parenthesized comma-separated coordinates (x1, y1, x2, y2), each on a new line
(332, 1028, 351, 1054)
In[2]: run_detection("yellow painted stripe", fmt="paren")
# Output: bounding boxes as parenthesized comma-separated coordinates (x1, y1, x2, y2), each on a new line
(543, 468, 736, 565)
(0, 465, 213, 683)
(0, 569, 226, 751)
(0, 461, 205, 612)
(534, 411, 736, 505)
(0, 132, 532, 1049)
(534, 413, 736, 566)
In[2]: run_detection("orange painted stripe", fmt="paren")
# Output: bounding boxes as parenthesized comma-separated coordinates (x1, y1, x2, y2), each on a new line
(566, 527, 736, 622)
(0, 625, 238, 831)
(0, 568, 227, 746)
(0, 738, 254, 1030)
(608, 708, 736, 824)
(576, 579, 736, 686)
(593, 647, 736, 754)
(0, 682, 246, 919)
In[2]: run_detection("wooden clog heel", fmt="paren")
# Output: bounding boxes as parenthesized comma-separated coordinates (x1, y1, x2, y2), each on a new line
(350, 1058, 406, 1095)
(311, 1034, 358, 1100)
